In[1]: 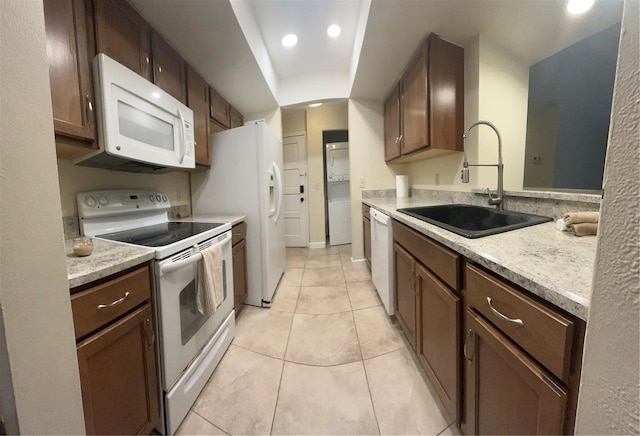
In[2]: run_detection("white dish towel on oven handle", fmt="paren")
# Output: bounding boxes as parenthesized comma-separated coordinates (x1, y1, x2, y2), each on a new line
(196, 241, 224, 316)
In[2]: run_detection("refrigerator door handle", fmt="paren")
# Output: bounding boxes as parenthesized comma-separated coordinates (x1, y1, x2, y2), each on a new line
(272, 162, 283, 223)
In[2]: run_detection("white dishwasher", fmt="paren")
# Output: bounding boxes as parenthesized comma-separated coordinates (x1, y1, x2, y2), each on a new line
(370, 208, 394, 315)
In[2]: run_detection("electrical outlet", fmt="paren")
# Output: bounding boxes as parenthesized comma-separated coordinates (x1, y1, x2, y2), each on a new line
(359, 177, 366, 188)
(435, 173, 440, 185)
(176, 188, 183, 201)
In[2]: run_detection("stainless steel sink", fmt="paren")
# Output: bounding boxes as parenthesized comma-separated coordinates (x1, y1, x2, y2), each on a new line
(397, 204, 553, 238)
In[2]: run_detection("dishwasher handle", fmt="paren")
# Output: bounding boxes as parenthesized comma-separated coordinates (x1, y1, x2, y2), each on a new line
(370, 208, 391, 226)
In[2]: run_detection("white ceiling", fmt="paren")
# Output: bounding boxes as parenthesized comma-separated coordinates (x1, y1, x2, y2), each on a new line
(248, 0, 362, 80)
(127, 0, 624, 114)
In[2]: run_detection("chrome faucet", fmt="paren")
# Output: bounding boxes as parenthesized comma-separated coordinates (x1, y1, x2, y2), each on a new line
(461, 120, 504, 210)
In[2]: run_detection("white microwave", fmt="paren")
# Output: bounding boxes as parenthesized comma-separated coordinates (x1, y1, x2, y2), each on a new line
(75, 54, 195, 173)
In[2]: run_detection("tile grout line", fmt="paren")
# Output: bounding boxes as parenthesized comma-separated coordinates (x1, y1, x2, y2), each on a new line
(191, 409, 231, 435)
(268, 266, 301, 436)
(350, 299, 383, 436)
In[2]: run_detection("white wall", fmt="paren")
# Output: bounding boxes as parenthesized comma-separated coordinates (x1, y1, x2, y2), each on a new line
(0, 2, 85, 433)
(57, 159, 191, 217)
(246, 106, 283, 141)
(348, 99, 396, 259)
(282, 107, 307, 134)
(575, 1, 639, 433)
(278, 71, 351, 107)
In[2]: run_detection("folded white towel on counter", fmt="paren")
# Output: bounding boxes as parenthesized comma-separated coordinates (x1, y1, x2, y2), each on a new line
(196, 241, 224, 316)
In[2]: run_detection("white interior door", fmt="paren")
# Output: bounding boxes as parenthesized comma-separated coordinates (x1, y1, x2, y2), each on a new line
(282, 133, 308, 247)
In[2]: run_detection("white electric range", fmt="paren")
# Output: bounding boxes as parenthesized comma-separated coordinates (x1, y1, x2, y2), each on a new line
(78, 189, 235, 435)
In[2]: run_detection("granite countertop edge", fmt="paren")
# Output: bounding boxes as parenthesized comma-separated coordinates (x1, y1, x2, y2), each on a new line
(66, 215, 246, 289)
(66, 239, 155, 289)
(363, 197, 595, 320)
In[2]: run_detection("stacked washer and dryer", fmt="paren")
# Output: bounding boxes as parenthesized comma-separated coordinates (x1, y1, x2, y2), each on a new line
(325, 142, 351, 246)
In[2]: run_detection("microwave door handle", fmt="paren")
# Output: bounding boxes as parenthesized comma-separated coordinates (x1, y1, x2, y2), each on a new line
(178, 109, 186, 164)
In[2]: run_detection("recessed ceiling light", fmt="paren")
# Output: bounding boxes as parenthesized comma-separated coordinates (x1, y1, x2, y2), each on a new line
(566, 0, 595, 15)
(327, 24, 341, 38)
(308, 103, 323, 108)
(282, 34, 298, 47)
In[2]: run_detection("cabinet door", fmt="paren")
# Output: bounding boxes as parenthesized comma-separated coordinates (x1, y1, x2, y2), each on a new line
(187, 66, 211, 167)
(94, 0, 152, 81)
(77, 303, 160, 435)
(230, 106, 244, 129)
(401, 43, 429, 155)
(383, 84, 402, 161)
(429, 35, 465, 152)
(363, 216, 371, 268)
(232, 239, 248, 316)
(210, 88, 230, 128)
(152, 33, 186, 104)
(416, 263, 460, 421)
(393, 243, 417, 349)
(44, 0, 97, 145)
(463, 308, 567, 435)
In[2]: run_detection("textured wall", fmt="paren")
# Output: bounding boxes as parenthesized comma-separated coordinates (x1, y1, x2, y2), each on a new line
(348, 99, 397, 259)
(575, 0, 639, 433)
(0, 1, 85, 433)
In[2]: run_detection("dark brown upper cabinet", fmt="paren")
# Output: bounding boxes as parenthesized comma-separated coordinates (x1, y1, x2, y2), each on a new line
(186, 65, 211, 167)
(93, 0, 152, 81)
(230, 106, 244, 129)
(384, 34, 464, 163)
(43, 0, 98, 158)
(152, 32, 187, 104)
(209, 88, 231, 128)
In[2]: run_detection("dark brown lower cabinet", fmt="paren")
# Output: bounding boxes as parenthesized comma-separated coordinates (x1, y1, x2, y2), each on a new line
(393, 242, 417, 350)
(363, 214, 371, 269)
(76, 303, 159, 435)
(463, 308, 567, 435)
(416, 263, 459, 420)
(232, 238, 248, 315)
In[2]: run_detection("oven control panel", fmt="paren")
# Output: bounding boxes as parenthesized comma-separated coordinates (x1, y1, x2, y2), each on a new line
(78, 190, 170, 219)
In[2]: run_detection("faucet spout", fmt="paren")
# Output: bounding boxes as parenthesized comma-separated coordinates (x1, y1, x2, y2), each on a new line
(461, 120, 504, 210)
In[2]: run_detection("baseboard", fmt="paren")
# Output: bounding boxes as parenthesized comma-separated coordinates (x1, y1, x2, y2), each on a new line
(308, 241, 326, 249)
(351, 258, 367, 267)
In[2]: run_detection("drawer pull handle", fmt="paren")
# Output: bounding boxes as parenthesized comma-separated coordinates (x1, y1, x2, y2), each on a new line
(486, 297, 524, 326)
(97, 292, 130, 310)
(463, 329, 474, 363)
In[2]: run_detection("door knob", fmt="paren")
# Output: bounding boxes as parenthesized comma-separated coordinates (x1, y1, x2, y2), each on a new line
(300, 198, 305, 202)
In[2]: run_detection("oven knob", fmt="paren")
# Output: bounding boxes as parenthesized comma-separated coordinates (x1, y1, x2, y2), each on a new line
(85, 195, 97, 207)
(98, 195, 108, 206)
(156, 194, 162, 202)
(149, 194, 155, 202)
(162, 195, 168, 202)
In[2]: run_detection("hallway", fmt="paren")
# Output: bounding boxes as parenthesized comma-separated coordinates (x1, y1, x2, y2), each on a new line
(176, 245, 456, 435)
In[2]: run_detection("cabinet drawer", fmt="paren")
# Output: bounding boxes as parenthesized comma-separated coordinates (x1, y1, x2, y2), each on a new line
(465, 263, 573, 381)
(71, 265, 151, 340)
(232, 221, 247, 246)
(392, 220, 459, 290)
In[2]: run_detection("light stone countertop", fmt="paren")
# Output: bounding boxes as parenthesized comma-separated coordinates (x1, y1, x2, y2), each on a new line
(66, 215, 245, 289)
(66, 238, 155, 289)
(363, 197, 597, 320)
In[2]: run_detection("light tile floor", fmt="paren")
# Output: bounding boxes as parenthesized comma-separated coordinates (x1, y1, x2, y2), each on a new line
(177, 245, 457, 435)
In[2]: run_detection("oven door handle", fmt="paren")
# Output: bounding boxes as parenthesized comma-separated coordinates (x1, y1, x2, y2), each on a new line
(159, 235, 231, 276)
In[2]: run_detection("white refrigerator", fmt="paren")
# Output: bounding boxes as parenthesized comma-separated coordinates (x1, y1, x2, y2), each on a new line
(191, 121, 285, 307)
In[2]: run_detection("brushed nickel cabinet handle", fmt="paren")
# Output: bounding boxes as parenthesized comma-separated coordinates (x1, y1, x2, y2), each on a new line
(145, 56, 150, 64)
(463, 329, 474, 363)
(96, 292, 130, 310)
(144, 318, 155, 348)
(486, 297, 524, 326)
(158, 65, 162, 73)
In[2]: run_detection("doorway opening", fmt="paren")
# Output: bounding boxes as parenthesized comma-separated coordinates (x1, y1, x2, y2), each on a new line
(322, 129, 350, 246)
